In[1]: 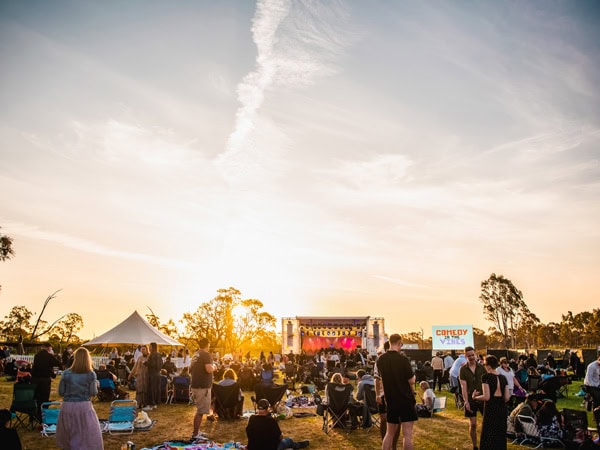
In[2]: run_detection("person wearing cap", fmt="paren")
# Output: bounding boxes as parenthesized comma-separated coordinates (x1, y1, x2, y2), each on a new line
(245, 399, 309, 450)
(31, 342, 62, 418)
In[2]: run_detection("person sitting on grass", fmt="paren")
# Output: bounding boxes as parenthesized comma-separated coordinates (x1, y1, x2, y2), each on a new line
(246, 399, 309, 450)
(0, 408, 22, 450)
(416, 381, 436, 417)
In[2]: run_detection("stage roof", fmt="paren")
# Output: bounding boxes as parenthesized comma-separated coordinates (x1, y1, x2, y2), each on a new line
(289, 316, 372, 326)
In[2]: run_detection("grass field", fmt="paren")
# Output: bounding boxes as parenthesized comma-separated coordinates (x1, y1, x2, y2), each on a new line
(1, 376, 595, 450)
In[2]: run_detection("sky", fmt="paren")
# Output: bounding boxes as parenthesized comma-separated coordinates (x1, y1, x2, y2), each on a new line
(1, 0, 599, 342)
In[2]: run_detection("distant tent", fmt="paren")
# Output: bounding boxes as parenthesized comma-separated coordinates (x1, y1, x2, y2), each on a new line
(84, 311, 183, 346)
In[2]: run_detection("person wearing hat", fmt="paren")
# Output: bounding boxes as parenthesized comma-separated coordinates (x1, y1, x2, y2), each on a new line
(245, 399, 309, 450)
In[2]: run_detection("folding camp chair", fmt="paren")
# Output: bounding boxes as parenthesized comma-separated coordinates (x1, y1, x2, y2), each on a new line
(432, 396, 447, 415)
(514, 414, 540, 447)
(10, 382, 39, 430)
(537, 376, 569, 403)
(116, 364, 130, 386)
(252, 383, 288, 415)
(106, 399, 137, 434)
(97, 377, 118, 402)
(284, 363, 297, 390)
(322, 382, 353, 434)
(594, 407, 600, 436)
(362, 384, 380, 431)
(212, 383, 242, 420)
(527, 375, 541, 392)
(238, 367, 256, 391)
(562, 408, 594, 448)
(40, 401, 61, 437)
(170, 376, 192, 404)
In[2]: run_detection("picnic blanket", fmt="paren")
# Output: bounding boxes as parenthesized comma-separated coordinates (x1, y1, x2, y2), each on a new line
(140, 438, 246, 449)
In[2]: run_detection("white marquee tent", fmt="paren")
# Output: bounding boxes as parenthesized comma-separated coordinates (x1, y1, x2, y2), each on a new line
(84, 310, 183, 347)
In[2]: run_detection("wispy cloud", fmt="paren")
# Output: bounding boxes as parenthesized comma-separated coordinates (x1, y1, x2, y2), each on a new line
(216, 0, 349, 184)
(3, 221, 197, 270)
(373, 275, 429, 289)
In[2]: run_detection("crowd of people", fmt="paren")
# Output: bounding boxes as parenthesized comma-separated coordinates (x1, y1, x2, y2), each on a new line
(1, 339, 599, 450)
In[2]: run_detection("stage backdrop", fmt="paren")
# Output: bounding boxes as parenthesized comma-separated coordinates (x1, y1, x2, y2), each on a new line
(301, 336, 362, 353)
(432, 325, 474, 350)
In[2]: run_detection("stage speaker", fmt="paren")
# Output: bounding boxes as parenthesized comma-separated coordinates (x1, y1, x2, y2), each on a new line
(287, 322, 294, 347)
(373, 323, 380, 348)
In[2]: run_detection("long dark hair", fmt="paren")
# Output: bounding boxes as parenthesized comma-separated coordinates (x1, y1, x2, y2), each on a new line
(536, 400, 561, 425)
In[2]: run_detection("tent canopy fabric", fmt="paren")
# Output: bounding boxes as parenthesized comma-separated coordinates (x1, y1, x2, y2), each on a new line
(84, 311, 183, 347)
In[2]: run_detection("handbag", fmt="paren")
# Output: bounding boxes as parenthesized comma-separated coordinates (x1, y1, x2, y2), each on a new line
(316, 403, 325, 416)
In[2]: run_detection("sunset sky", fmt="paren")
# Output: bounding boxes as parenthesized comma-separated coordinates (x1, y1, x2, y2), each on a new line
(1, 1, 599, 341)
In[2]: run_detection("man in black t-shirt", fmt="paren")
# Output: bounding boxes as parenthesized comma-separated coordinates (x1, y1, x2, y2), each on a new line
(190, 338, 215, 439)
(376, 333, 417, 450)
(31, 342, 61, 418)
(245, 399, 309, 450)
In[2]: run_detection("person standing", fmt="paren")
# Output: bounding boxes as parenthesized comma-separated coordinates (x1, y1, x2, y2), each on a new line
(450, 353, 467, 392)
(496, 357, 523, 410)
(129, 345, 149, 410)
(374, 341, 400, 448)
(55, 347, 103, 450)
(61, 346, 74, 370)
(31, 342, 62, 418)
(133, 345, 143, 362)
(145, 342, 163, 410)
(376, 333, 417, 450)
(443, 353, 454, 385)
(583, 350, 600, 410)
(190, 338, 215, 439)
(570, 351, 581, 377)
(109, 348, 119, 361)
(472, 355, 510, 450)
(460, 346, 486, 450)
(431, 352, 444, 392)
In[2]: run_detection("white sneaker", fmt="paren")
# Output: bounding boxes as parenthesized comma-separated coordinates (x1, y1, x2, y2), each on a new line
(142, 406, 153, 411)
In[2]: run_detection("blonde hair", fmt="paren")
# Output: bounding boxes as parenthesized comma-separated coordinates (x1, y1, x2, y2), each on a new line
(420, 381, 430, 390)
(330, 373, 343, 384)
(70, 347, 93, 374)
(223, 368, 237, 381)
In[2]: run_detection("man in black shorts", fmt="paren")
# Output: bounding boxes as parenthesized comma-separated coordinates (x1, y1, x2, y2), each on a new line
(459, 346, 486, 450)
(376, 333, 417, 450)
(374, 341, 400, 448)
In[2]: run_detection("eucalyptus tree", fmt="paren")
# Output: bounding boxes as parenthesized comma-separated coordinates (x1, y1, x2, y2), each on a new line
(479, 273, 538, 349)
(181, 287, 276, 354)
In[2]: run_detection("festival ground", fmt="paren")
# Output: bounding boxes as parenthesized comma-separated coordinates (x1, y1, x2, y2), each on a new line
(2, 374, 595, 450)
